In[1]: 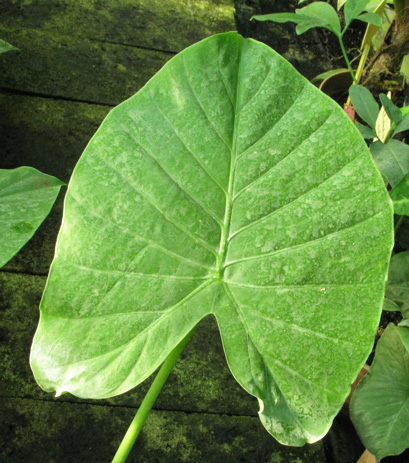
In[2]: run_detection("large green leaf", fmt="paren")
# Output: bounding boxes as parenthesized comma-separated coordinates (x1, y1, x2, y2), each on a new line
(350, 323, 409, 461)
(30, 32, 393, 446)
(0, 167, 64, 268)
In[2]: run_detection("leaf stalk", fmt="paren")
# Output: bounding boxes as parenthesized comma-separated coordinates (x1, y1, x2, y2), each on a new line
(111, 329, 194, 463)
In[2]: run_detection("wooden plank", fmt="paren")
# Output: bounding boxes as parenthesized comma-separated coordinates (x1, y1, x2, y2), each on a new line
(0, 0, 235, 54)
(0, 272, 256, 417)
(0, 28, 172, 105)
(0, 397, 326, 463)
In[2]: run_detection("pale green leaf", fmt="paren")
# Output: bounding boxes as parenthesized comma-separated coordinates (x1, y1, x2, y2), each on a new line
(385, 251, 409, 318)
(370, 140, 409, 187)
(349, 85, 379, 128)
(350, 323, 409, 461)
(390, 172, 409, 216)
(338, 0, 348, 10)
(0, 167, 64, 268)
(0, 39, 18, 55)
(30, 32, 393, 446)
(375, 102, 392, 143)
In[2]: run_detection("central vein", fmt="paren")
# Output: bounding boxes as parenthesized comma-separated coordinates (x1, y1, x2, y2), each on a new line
(215, 38, 245, 279)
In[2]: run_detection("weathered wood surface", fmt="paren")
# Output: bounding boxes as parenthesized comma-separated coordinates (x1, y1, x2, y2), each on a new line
(0, 398, 326, 463)
(0, 0, 234, 53)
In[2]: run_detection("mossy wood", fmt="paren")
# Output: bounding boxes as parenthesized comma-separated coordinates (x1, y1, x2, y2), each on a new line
(30, 32, 393, 446)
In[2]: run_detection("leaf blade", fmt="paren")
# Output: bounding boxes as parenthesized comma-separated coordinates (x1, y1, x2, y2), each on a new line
(30, 32, 393, 446)
(0, 167, 63, 268)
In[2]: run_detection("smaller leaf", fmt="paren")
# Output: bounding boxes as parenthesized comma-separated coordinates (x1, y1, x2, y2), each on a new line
(298, 2, 341, 35)
(370, 140, 409, 187)
(350, 323, 409, 461)
(401, 105, 409, 118)
(401, 55, 409, 84)
(385, 251, 409, 318)
(393, 113, 409, 137)
(399, 320, 409, 352)
(356, 12, 383, 26)
(251, 13, 310, 24)
(390, 172, 409, 216)
(383, 297, 402, 312)
(312, 68, 349, 83)
(0, 167, 64, 268)
(344, 0, 371, 26)
(349, 85, 379, 128)
(0, 39, 18, 55)
(379, 93, 403, 125)
(375, 103, 392, 143)
(337, 0, 348, 10)
(253, 3, 341, 36)
(355, 122, 376, 139)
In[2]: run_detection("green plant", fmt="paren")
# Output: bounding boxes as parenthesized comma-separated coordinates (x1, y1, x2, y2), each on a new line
(252, 0, 383, 85)
(30, 32, 393, 462)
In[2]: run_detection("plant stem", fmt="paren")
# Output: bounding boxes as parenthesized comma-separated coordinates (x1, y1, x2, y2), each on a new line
(111, 330, 194, 463)
(338, 33, 358, 85)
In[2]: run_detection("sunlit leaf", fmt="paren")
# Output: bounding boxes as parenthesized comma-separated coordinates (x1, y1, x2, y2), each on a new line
(0, 167, 63, 267)
(350, 323, 409, 461)
(30, 32, 393, 446)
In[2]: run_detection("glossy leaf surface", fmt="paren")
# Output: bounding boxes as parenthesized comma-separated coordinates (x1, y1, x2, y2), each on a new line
(0, 167, 63, 268)
(350, 324, 409, 461)
(30, 32, 393, 446)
